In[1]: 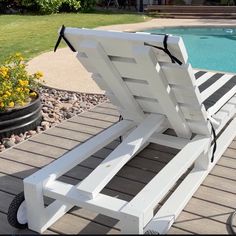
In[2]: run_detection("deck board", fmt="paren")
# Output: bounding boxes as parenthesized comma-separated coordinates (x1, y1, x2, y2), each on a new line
(0, 102, 235, 234)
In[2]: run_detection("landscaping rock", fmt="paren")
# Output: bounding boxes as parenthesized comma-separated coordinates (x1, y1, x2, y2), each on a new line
(4, 140, 15, 148)
(0, 86, 108, 152)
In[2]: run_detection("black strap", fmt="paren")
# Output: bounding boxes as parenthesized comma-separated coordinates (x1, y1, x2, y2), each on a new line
(208, 119, 217, 163)
(119, 115, 123, 143)
(144, 34, 182, 65)
(54, 25, 76, 52)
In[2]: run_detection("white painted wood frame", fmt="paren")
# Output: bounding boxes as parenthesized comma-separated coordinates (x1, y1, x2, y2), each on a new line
(19, 28, 236, 235)
(144, 117, 236, 234)
(77, 114, 166, 199)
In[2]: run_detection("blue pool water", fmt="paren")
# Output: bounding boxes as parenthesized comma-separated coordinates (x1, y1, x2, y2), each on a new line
(145, 27, 236, 73)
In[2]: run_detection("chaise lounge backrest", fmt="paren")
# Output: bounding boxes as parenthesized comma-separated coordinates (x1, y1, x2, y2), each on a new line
(63, 27, 211, 138)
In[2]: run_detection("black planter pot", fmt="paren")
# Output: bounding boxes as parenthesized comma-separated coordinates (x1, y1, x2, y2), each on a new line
(0, 94, 42, 138)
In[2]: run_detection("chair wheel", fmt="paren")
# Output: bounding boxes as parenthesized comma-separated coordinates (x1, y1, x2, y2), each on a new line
(7, 191, 28, 229)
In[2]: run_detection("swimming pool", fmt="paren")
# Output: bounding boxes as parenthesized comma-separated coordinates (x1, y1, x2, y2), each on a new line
(144, 27, 236, 74)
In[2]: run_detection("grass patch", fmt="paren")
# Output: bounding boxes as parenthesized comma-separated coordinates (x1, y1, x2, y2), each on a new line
(0, 12, 150, 63)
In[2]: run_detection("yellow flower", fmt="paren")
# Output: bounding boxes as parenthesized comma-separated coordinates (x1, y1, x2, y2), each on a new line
(0, 66, 8, 72)
(0, 53, 43, 111)
(34, 71, 43, 79)
(8, 101, 14, 108)
(29, 92, 37, 97)
(18, 79, 29, 86)
(15, 53, 23, 59)
(5, 91, 11, 96)
(0, 66, 9, 78)
(24, 88, 30, 93)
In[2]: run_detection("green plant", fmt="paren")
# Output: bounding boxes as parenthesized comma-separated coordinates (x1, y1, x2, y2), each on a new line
(21, 0, 39, 11)
(79, 0, 96, 11)
(60, 0, 81, 12)
(35, 0, 81, 14)
(66, 0, 81, 10)
(0, 0, 81, 13)
(0, 0, 23, 12)
(34, 0, 63, 14)
(0, 53, 43, 111)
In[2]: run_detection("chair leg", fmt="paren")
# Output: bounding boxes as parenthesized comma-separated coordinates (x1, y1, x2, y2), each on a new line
(24, 179, 73, 233)
(120, 214, 143, 234)
(194, 139, 211, 170)
(24, 181, 46, 233)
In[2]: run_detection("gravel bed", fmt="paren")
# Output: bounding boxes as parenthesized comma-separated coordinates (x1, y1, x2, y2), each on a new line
(0, 86, 108, 152)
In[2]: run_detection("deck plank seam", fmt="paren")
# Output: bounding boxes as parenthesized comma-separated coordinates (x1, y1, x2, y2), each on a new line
(0, 147, 174, 185)
(208, 172, 236, 182)
(170, 225, 196, 234)
(68, 211, 120, 231)
(30, 131, 177, 164)
(0, 189, 16, 198)
(78, 114, 117, 123)
(229, 145, 236, 151)
(67, 120, 113, 129)
(0, 155, 51, 169)
(77, 162, 152, 185)
(5, 138, 234, 189)
(79, 109, 120, 119)
(86, 154, 168, 174)
(26, 139, 71, 151)
(215, 163, 236, 171)
(0, 164, 137, 198)
(183, 209, 236, 228)
(97, 105, 119, 111)
(148, 145, 179, 155)
(22, 135, 176, 168)
(49, 126, 107, 137)
(0, 171, 23, 180)
(13, 146, 62, 158)
(16, 142, 172, 173)
(91, 109, 120, 117)
(221, 155, 236, 161)
(201, 183, 236, 195)
(190, 195, 236, 211)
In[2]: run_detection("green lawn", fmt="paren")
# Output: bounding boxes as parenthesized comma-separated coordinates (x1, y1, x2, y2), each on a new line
(0, 13, 149, 64)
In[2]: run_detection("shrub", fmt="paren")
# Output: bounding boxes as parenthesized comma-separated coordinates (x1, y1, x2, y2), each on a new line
(79, 0, 96, 11)
(0, 53, 43, 111)
(21, 0, 39, 11)
(34, 0, 63, 14)
(33, 0, 82, 14)
(0, 0, 81, 14)
(60, 0, 81, 12)
(0, 0, 23, 13)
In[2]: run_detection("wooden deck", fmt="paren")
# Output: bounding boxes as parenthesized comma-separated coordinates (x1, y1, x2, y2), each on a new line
(0, 102, 236, 234)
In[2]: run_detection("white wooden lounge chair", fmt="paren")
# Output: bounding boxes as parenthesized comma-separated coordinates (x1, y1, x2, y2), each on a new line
(7, 26, 236, 234)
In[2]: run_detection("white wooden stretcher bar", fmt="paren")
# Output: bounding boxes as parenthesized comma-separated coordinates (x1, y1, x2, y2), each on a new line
(20, 27, 236, 234)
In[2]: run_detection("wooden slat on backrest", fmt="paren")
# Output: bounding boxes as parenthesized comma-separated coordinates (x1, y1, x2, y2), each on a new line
(161, 62, 210, 135)
(77, 40, 145, 123)
(64, 28, 211, 136)
(65, 28, 188, 64)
